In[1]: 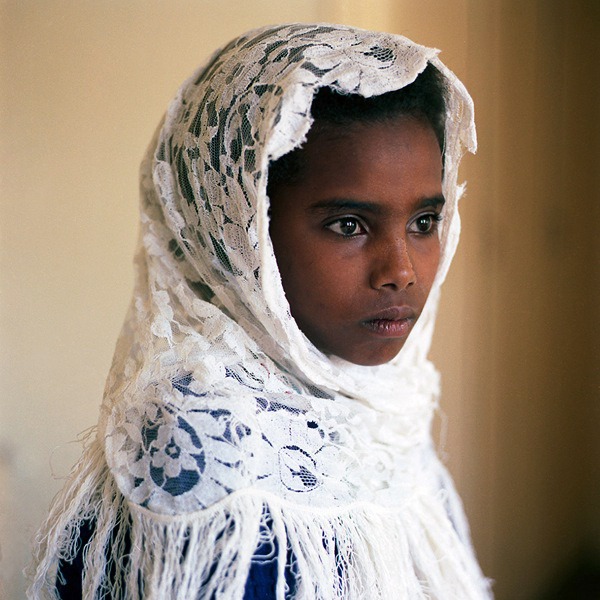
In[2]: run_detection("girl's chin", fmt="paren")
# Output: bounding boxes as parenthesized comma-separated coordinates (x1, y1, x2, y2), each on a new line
(323, 340, 406, 367)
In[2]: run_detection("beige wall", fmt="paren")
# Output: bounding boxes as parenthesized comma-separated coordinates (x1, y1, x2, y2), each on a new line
(464, 1, 598, 596)
(2, 1, 598, 599)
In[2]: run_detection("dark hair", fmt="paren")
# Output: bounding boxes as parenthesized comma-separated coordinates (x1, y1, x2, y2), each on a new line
(267, 63, 447, 190)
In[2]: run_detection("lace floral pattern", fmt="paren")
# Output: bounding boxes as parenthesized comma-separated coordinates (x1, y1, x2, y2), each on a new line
(109, 372, 362, 514)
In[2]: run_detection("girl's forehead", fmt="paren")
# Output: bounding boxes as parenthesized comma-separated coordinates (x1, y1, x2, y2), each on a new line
(273, 117, 442, 190)
(269, 117, 443, 219)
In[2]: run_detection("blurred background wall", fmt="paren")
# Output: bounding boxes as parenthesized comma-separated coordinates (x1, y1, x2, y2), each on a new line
(1, 1, 598, 598)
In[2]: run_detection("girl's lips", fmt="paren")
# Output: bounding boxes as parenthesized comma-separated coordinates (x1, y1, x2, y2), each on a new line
(361, 306, 416, 337)
(362, 317, 414, 337)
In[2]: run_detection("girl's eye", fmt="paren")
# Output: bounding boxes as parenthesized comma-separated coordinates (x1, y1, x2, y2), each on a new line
(409, 213, 443, 235)
(326, 217, 366, 237)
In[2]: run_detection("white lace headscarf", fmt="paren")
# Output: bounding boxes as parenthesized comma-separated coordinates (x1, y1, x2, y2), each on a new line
(29, 24, 491, 600)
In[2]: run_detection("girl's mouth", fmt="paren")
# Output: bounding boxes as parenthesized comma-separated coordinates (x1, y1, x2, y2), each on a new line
(361, 306, 416, 337)
(362, 317, 413, 337)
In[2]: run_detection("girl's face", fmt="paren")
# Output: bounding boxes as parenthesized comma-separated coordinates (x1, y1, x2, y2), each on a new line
(268, 117, 443, 366)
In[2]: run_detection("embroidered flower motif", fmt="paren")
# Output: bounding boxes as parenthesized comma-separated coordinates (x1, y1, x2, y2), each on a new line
(119, 389, 263, 510)
(278, 445, 320, 492)
(141, 408, 206, 497)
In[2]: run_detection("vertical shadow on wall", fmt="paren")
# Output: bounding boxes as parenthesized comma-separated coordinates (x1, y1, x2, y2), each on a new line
(535, 547, 600, 600)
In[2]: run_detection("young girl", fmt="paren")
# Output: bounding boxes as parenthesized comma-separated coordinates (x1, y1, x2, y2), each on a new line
(29, 24, 491, 599)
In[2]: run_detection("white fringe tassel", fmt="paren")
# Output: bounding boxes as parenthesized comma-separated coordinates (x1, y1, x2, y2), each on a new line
(27, 440, 492, 599)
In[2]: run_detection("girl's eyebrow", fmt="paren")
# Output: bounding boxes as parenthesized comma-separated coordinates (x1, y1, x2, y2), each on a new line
(309, 195, 446, 215)
(310, 198, 383, 214)
(415, 194, 446, 210)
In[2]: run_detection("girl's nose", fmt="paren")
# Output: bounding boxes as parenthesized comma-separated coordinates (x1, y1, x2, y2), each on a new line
(369, 236, 416, 291)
